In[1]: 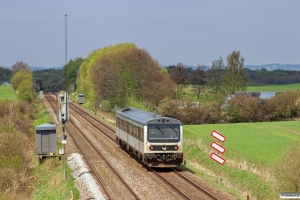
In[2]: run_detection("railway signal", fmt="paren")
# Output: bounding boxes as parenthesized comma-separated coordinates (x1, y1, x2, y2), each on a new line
(210, 153, 226, 165)
(209, 129, 227, 183)
(210, 130, 226, 142)
(210, 141, 226, 154)
(58, 91, 69, 124)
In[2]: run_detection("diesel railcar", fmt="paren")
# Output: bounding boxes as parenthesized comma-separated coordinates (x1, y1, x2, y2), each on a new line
(116, 107, 183, 168)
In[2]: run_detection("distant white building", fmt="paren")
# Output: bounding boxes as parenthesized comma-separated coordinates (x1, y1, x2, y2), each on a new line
(1, 81, 10, 86)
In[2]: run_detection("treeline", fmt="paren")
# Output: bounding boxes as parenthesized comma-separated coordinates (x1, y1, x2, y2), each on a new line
(245, 68, 300, 85)
(33, 69, 65, 91)
(165, 65, 300, 86)
(0, 67, 12, 84)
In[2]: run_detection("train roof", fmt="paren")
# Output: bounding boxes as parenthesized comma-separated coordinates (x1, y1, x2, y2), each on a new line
(116, 107, 182, 125)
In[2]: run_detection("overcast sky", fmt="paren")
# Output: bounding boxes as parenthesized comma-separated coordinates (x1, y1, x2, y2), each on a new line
(1, 0, 299, 68)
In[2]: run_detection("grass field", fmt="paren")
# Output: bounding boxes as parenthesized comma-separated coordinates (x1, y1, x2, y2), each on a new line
(246, 83, 300, 92)
(0, 86, 17, 100)
(183, 121, 300, 199)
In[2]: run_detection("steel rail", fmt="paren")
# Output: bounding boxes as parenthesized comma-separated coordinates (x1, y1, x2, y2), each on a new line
(173, 169, 219, 200)
(46, 93, 139, 199)
(68, 103, 116, 142)
(44, 93, 112, 199)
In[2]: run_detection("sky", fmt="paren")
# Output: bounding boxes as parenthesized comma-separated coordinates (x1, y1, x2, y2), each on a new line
(1, 0, 299, 68)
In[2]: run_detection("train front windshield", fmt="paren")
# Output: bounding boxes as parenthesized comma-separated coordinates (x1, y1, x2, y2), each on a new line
(148, 124, 180, 143)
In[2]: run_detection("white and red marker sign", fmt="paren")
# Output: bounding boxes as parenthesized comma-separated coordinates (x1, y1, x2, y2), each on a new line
(210, 153, 226, 165)
(210, 130, 226, 165)
(210, 141, 226, 154)
(210, 130, 226, 143)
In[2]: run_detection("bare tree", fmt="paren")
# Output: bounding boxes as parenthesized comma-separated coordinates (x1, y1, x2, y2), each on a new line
(91, 56, 119, 107)
(189, 64, 206, 99)
(11, 61, 30, 73)
(207, 57, 225, 94)
(171, 63, 188, 99)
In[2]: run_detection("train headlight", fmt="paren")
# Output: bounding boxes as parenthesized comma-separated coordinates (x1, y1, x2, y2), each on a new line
(174, 145, 178, 150)
(149, 146, 154, 151)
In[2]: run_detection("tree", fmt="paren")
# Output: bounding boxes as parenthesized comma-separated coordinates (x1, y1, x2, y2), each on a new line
(206, 57, 225, 94)
(189, 65, 206, 99)
(86, 44, 175, 109)
(11, 61, 30, 74)
(171, 63, 188, 99)
(223, 51, 248, 94)
(10, 69, 32, 91)
(91, 55, 119, 107)
(62, 57, 84, 91)
(10, 69, 35, 103)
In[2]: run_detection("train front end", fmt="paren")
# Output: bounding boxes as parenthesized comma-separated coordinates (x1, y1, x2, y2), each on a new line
(144, 117, 183, 168)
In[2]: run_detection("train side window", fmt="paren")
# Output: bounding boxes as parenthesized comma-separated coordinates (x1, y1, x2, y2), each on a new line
(121, 120, 125, 131)
(127, 122, 129, 132)
(116, 118, 120, 128)
(130, 124, 133, 135)
(138, 127, 142, 140)
(134, 126, 137, 137)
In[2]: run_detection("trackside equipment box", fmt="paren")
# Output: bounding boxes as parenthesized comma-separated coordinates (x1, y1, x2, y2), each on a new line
(78, 94, 85, 104)
(35, 123, 57, 156)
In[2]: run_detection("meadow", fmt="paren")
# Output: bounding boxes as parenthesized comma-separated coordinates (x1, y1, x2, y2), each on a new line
(183, 117, 300, 199)
(180, 83, 300, 198)
(0, 86, 17, 100)
(246, 83, 300, 92)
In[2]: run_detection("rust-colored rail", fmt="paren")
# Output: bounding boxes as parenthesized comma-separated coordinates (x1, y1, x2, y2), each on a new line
(173, 169, 219, 200)
(48, 92, 221, 199)
(45, 93, 139, 199)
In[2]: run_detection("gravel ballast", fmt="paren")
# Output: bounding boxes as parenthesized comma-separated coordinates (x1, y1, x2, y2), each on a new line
(68, 153, 106, 200)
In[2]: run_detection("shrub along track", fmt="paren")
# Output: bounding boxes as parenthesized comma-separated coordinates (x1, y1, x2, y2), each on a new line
(44, 92, 235, 200)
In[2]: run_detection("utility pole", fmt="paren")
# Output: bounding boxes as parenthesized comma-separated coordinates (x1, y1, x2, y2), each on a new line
(65, 14, 67, 65)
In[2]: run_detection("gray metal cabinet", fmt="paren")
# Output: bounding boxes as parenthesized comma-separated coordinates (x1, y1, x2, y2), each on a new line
(35, 123, 57, 156)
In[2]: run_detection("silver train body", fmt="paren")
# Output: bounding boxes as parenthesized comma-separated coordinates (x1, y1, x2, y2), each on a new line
(116, 107, 183, 168)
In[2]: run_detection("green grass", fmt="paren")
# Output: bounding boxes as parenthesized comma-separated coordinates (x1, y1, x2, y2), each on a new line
(30, 99, 79, 199)
(185, 121, 300, 164)
(33, 100, 52, 126)
(0, 86, 17, 100)
(183, 121, 300, 199)
(30, 158, 79, 200)
(246, 83, 300, 92)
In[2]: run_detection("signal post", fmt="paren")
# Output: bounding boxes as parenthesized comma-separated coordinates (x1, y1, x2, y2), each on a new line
(58, 91, 69, 179)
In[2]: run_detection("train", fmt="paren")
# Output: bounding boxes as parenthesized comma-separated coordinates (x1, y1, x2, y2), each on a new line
(116, 107, 183, 168)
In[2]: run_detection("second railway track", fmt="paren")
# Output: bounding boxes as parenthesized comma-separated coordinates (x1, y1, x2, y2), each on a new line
(43, 92, 234, 200)
(45, 93, 139, 200)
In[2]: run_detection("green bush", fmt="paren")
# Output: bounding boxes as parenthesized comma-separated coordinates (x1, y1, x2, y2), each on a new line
(274, 142, 300, 193)
(99, 100, 111, 112)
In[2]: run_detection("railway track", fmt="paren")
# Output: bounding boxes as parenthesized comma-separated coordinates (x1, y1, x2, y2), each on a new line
(44, 92, 222, 199)
(45, 93, 139, 200)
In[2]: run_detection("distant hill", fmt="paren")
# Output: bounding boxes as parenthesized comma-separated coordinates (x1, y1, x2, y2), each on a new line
(245, 63, 300, 71)
(1, 66, 63, 71)
(181, 63, 300, 71)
